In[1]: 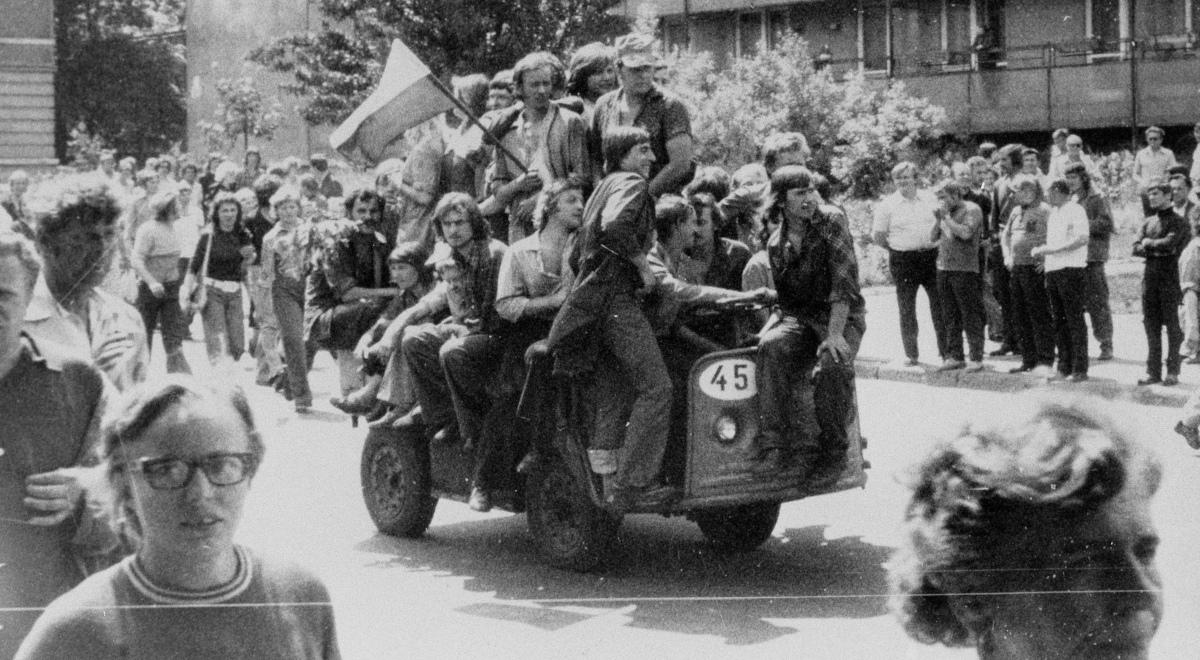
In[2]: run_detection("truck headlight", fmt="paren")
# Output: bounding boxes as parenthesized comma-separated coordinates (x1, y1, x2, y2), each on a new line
(714, 414, 738, 443)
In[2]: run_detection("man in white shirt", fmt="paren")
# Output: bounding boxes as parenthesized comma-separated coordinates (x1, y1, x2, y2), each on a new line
(872, 162, 946, 365)
(1134, 126, 1177, 215)
(1032, 179, 1091, 381)
(1048, 134, 1099, 180)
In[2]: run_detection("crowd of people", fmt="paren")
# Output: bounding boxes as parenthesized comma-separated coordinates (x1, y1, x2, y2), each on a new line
(0, 27, 1177, 660)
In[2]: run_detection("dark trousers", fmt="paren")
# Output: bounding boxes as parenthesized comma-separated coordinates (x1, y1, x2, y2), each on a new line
(937, 270, 985, 362)
(889, 248, 945, 360)
(136, 279, 191, 374)
(1045, 267, 1089, 376)
(980, 247, 1004, 341)
(757, 315, 864, 460)
(989, 244, 1018, 348)
(1009, 264, 1056, 368)
(1084, 261, 1114, 353)
(1143, 259, 1183, 378)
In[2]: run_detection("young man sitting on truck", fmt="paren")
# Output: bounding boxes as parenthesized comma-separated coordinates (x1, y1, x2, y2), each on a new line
(752, 165, 866, 480)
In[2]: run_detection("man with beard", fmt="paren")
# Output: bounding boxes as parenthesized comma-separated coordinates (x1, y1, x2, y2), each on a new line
(24, 178, 147, 390)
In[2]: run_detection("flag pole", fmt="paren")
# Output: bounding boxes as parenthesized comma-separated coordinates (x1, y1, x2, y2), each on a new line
(428, 74, 529, 174)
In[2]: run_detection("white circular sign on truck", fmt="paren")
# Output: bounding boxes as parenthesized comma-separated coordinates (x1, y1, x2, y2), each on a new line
(697, 359, 757, 400)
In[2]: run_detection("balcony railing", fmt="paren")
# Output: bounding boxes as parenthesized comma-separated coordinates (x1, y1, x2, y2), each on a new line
(808, 34, 1199, 80)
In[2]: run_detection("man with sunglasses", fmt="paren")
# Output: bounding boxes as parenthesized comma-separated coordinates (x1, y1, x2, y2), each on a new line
(1134, 126, 1178, 216)
(1, 232, 119, 657)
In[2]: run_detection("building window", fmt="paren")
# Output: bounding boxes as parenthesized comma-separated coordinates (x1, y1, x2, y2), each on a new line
(1088, 0, 1122, 52)
(979, 0, 1006, 52)
(1140, 0, 1185, 36)
(861, 0, 889, 71)
(738, 11, 763, 57)
(946, 0, 973, 62)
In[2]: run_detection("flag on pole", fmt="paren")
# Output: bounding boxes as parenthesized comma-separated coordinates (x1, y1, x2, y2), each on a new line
(329, 39, 456, 165)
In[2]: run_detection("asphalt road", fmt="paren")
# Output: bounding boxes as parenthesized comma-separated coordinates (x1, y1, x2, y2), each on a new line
(210, 348, 1199, 660)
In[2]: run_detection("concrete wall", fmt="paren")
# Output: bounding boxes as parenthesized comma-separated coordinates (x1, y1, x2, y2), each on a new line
(186, 0, 332, 164)
(0, 0, 56, 174)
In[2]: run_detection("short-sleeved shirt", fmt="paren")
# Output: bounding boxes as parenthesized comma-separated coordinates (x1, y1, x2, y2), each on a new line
(395, 127, 445, 248)
(591, 85, 692, 189)
(1005, 203, 1050, 266)
(1134, 146, 1177, 190)
(1044, 200, 1090, 271)
(872, 190, 939, 252)
(934, 201, 983, 272)
(133, 220, 183, 283)
(495, 231, 575, 323)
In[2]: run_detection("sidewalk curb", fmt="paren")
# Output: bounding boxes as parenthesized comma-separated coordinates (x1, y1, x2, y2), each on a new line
(855, 357, 1191, 408)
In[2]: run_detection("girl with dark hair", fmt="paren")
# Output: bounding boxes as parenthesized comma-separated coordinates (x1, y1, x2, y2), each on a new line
(564, 42, 618, 123)
(179, 193, 255, 365)
(131, 192, 191, 374)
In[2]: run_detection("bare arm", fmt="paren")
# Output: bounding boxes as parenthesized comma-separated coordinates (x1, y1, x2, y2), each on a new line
(648, 134, 694, 197)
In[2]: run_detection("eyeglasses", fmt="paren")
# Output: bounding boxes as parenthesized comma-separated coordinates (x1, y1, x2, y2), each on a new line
(126, 453, 259, 490)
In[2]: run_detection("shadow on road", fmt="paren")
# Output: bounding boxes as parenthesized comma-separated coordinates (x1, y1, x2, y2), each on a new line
(353, 513, 891, 646)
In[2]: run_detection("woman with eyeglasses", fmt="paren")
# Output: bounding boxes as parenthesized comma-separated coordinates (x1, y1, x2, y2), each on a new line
(16, 376, 341, 660)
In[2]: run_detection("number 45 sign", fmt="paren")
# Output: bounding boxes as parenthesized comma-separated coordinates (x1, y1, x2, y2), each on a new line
(697, 358, 757, 400)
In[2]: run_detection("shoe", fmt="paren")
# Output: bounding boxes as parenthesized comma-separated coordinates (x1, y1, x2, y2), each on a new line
(516, 450, 539, 475)
(1137, 376, 1162, 386)
(989, 346, 1017, 357)
(329, 381, 381, 415)
(368, 406, 403, 428)
(1164, 374, 1180, 386)
(1096, 349, 1114, 361)
(903, 357, 920, 367)
(294, 401, 312, 413)
(1048, 371, 1071, 382)
(1175, 421, 1200, 449)
(605, 483, 679, 514)
(964, 361, 985, 373)
(1066, 373, 1089, 383)
(1188, 355, 1200, 365)
(807, 452, 849, 485)
(432, 425, 461, 445)
(1008, 365, 1033, 374)
(936, 358, 966, 372)
(468, 487, 492, 512)
(390, 407, 424, 429)
(365, 401, 390, 423)
(1030, 365, 1054, 378)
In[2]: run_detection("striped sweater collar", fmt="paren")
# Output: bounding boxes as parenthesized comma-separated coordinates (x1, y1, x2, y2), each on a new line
(126, 545, 253, 605)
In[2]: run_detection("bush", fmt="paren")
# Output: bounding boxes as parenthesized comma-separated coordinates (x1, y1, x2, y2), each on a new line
(665, 35, 947, 200)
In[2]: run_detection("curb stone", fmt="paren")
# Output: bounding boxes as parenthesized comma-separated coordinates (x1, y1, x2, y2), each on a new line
(855, 357, 1191, 408)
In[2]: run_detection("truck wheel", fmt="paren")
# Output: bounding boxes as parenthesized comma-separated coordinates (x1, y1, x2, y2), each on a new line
(526, 458, 619, 572)
(693, 502, 781, 552)
(360, 427, 437, 538)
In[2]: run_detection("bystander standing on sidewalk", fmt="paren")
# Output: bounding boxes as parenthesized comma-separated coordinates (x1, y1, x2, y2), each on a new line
(931, 181, 985, 372)
(1032, 179, 1090, 381)
(1178, 212, 1200, 362)
(1001, 176, 1055, 376)
(1065, 162, 1115, 360)
(872, 162, 946, 366)
(1135, 182, 1189, 385)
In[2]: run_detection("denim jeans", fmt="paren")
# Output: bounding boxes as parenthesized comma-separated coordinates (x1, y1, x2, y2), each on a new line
(590, 292, 672, 490)
(200, 284, 244, 364)
(247, 266, 283, 385)
(136, 279, 191, 374)
(889, 248, 945, 360)
(1044, 267, 1089, 376)
(937, 270, 985, 362)
(756, 315, 863, 459)
(1084, 261, 1114, 354)
(272, 277, 311, 406)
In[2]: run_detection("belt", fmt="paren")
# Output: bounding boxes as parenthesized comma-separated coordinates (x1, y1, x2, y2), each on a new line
(205, 278, 242, 293)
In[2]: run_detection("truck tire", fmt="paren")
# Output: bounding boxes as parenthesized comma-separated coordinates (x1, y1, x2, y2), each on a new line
(693, 502, 781, 552)
(360, 427, 437, 538)
(526, 458, 619, 572)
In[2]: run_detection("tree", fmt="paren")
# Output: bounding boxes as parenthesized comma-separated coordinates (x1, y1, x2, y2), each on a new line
(252, 0, 629, 125)
(667, 35, 947, 199)
(54, 0, 186, 161)
(196, 74, 285, 152)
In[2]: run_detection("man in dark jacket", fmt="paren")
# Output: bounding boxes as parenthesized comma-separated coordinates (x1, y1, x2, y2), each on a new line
(1135, 182, 1190, 385)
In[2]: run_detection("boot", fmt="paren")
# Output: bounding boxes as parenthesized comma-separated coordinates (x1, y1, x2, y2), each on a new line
(330, 375, 382, 414)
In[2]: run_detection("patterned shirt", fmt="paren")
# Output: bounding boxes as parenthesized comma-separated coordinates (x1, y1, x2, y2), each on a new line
(768, 209, 865, 323)
(260, 221, 313, 284)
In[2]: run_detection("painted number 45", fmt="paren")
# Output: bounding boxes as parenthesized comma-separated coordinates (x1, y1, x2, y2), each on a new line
(698, 359, 757, 401)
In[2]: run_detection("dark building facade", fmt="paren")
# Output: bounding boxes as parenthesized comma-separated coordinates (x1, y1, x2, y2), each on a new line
(0, 0, 56, 176)
(627, 0, 1200, 140)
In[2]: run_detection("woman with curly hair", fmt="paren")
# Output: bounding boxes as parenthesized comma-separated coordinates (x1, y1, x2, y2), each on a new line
(888, 396, 1164, 659)
(564, 42, 617, 124)
(178, 193, 254, 365)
